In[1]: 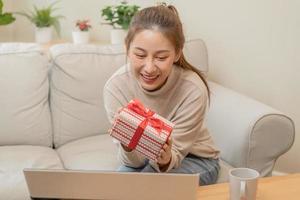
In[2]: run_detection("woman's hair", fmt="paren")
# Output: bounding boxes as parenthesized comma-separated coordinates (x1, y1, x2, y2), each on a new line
(125, 4, 210, 100)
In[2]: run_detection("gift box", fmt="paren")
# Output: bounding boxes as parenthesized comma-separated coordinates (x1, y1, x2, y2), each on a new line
(109, 99, 174, 161)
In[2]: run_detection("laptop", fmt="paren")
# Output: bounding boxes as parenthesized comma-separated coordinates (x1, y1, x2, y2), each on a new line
(24, 169, 199, 200)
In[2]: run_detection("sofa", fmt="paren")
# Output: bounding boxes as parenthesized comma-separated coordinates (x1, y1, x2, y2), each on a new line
(0, 39, 295, 200)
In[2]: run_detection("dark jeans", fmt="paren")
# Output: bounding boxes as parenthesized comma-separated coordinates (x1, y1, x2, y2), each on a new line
(118, 154, 220, 185)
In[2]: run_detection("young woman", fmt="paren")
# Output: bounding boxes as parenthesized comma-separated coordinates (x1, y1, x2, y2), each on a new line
(104, 4, 220, 185)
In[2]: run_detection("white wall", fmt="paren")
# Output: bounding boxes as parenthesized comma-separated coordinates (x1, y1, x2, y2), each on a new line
(8, 0, 157, 42)
(2, 0, 299, 173)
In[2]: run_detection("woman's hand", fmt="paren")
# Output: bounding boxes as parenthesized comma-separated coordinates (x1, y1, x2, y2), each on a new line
(121, 143, 132, 152)
(156, 137, 172, 168)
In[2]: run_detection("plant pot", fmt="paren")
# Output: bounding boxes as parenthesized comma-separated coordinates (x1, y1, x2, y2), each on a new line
(35, 27, 52, 44)
(72, 31, 90, 44)
(110, 29, 127, 44)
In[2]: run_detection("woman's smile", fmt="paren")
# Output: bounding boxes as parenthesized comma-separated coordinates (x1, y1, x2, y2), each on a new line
(140, 73, 160, 84)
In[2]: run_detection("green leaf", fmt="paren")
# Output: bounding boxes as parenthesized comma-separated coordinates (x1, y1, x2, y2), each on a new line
(15, 1, 64, 35)
(0, 0, 3, 14)
(0, 13, 15, 25)
(0, 0, 16, 25)
(101, 2, 139, 30)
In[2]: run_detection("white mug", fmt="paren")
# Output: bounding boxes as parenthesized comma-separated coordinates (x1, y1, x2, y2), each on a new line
(229, 168, 260, 200)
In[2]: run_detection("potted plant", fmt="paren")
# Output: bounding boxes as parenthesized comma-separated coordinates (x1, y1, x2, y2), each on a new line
(0, 0, 15, 26)
(17, 1, 64, 44)
(101, 1, 139, 44)
(72, 19, 92, 44)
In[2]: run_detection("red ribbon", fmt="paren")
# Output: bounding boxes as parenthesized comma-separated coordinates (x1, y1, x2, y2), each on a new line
(127, 99, 164, 150)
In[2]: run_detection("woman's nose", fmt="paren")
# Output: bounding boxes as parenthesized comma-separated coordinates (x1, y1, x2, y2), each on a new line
(144, 59, 156, 74)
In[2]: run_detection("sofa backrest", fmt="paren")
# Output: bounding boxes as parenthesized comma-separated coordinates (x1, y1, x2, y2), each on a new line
(50, 44, 126, 147)
(184, 39, 209, 75)
(49, 39, 209, 147)
(0, 43, 52, 147)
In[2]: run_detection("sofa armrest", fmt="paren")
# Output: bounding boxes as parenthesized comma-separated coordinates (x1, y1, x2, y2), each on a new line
(206, 81, 295, 176)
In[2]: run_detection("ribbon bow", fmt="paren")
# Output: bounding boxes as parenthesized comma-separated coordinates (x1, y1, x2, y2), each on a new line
(127, 99, 164, 149)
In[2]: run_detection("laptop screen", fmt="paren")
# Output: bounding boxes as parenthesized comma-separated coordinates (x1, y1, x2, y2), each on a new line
(24, 169, 199, 200)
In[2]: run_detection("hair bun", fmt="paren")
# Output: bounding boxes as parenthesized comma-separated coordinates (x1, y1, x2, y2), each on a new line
(167, 5, 179, 16)
(156, 2, 167, 6)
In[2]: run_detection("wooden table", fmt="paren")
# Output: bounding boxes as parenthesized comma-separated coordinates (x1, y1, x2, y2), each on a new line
(197, 173, 300, 200)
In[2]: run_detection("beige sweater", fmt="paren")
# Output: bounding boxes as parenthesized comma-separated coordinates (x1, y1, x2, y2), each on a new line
(103, 64, 220, 172)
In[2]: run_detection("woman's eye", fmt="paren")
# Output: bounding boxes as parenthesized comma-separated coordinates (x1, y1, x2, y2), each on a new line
(135, 54, 146, 59)
(156, 56, 168, 61)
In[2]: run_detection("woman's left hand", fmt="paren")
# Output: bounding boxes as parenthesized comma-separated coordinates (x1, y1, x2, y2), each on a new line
(156, 137, 172, 167)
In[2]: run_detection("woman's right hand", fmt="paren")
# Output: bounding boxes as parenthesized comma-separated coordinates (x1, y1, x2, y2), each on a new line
(121, 144, 133, 152)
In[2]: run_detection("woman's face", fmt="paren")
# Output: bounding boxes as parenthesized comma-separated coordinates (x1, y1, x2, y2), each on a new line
(128, 30, 180, 91)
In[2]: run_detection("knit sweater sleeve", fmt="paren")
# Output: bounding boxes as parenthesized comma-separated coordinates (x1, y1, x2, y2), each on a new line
(103, 81, 147, 168)
(150, 87, 208, 172)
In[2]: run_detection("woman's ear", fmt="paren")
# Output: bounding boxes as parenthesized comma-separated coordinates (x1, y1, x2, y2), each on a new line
(174, 50, 182, 63)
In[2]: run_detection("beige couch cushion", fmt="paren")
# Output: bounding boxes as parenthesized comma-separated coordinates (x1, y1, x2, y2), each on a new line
(57, 134, 119, 170)
(50, 44, 126, 147)
(184, 39, 208, 75)
(0, 145, 64, 200)
(0, 43, 52, 146)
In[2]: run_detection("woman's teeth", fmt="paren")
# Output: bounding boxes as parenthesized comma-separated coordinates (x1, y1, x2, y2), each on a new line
(141, 74, 158, 80)
(141, 74, 159, 83)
